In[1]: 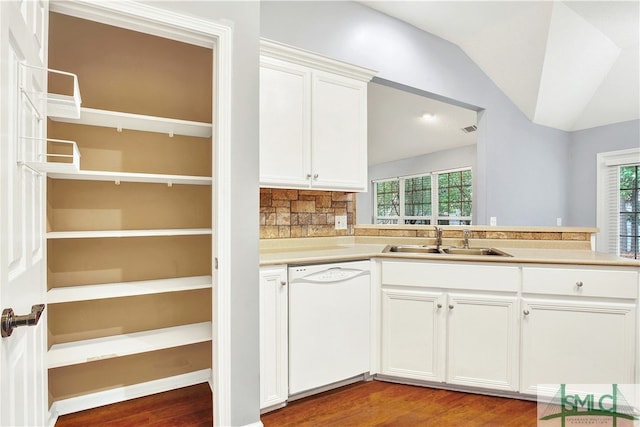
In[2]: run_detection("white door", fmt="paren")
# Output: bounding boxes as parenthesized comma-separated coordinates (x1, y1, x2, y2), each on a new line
(0, 1, 49, 425)
(259, 266, 288, 410)
(259, 57, 312, 188)
(311, 70, 367, 191)
(446, 293, 519, 391)
(380, 288, 445, 382)
(520, 298, 636, 396)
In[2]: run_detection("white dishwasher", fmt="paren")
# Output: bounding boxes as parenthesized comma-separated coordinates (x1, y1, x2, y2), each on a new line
(288, 260, 371, 396)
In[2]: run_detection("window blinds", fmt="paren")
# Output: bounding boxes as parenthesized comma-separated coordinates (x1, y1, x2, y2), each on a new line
(596, 148, 640, 255)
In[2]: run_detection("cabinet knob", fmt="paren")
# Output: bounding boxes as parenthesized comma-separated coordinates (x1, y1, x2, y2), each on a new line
(436, 303, 442, 309)
(448, 304, 454, 310)
(523, 309, 530, 316)
(280, 280, 287, 286)
(313, 173, 319, 180)
(576, 281, 584, 288)
(306, 173, 312, 180)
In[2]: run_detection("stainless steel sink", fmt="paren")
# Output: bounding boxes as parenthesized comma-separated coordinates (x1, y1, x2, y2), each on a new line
(383, 245, 441, 254)
(441, 247, 512, 257)
(383, 244, 511, 257)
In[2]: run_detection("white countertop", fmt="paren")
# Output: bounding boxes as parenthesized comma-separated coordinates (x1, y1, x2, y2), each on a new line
(259, 238, 640, 268)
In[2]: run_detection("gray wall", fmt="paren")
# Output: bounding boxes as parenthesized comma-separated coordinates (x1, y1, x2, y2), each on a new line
(357, 145, 477, 224)
(567, 119, 640, 226)
(149, 2, 260, 426)
(261, 1, 571, 226)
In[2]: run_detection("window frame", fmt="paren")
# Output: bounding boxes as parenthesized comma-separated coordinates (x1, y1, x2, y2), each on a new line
(373, 167, 473, 225)
(596, 148, 640, 256)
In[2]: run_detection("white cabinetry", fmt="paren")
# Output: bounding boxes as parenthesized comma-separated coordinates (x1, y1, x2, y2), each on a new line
(259, 265, 288, 411)
(380, 260, 520, 392)
(259, 40, 375, 192)
(520, 266, 637, 396)
(381, 288, 445, 382)
(446, 293, 518, 390)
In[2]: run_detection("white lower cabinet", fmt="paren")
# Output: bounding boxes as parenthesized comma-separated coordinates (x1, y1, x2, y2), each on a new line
(381, 288, 445, 382)
(379, 260, 520, 392)
(259, 265, 288, 410)
(520, 265, 638, 396)
(446, 293, 519, 391)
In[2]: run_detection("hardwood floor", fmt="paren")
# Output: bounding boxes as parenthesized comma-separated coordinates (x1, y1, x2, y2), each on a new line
(261, 381, 538, 427)
(54, 383, 213, 427)
(54, 380, 538, 426)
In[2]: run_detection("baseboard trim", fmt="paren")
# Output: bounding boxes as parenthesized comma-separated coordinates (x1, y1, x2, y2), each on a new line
(49, 368, 212, 424)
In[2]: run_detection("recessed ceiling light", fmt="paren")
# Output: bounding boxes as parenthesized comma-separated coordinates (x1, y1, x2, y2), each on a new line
(421, 113, 436, 121)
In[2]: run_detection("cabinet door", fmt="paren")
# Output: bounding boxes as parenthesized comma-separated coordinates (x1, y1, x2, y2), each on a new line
(259, 58, 311, 188)
(446, 293, 519, 391)
(521, 298, 636, 396)
(311, 71, 367, 191)
(259, 266, 288, 410)
(381, 288, 445, 381)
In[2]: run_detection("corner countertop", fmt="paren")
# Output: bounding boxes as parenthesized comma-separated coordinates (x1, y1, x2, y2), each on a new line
(259, 237, 640, 268)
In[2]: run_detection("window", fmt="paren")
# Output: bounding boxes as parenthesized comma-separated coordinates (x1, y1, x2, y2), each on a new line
(596, 148, 640, 258)
(375, 179, 400, 224)
(619, 164, 639, 259)
(373, 168, 472, 225)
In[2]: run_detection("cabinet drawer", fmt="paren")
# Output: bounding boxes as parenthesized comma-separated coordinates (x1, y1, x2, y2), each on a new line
(522, 266, 638, 299)
(381, 260, 519, 292)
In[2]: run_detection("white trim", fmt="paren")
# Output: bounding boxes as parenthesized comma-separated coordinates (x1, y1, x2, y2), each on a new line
(212, 13, 234, 427)
(49, 369, 212, 423)
(261, 38, 376, 82)
(50, 0, 217, 48)
(47, 2, 234, 426)
(596, 148, 640, 253)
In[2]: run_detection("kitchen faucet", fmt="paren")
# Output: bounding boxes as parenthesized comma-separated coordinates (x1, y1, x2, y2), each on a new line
(463, 229, 471, 249)
(434, 226, 443, 250)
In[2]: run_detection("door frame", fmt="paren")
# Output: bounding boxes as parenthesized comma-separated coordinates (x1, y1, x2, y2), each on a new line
(47, 1, 233, 425)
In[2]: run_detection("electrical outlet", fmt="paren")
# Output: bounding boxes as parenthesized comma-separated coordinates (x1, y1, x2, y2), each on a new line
(490, 217, 497, 226)
(557, 217, 562, 226)
(335, 215, 347, 230)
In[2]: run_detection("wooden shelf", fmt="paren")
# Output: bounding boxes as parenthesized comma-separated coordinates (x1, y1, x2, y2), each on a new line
(47, 228, 212, 239)
(47, 169, 212, 186)
(47, 276, 212, 304)
(48, 321, 212, 369)
(49, 107, 212, 138)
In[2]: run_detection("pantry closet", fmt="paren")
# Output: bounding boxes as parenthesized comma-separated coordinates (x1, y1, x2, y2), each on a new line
(45, 12, 213, 413)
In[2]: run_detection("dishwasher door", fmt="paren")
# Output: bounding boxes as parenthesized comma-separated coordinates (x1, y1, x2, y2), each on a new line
(288, 260, 371, 395)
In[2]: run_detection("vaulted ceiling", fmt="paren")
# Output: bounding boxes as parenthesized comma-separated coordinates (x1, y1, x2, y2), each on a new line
(361, 1, 639, 131)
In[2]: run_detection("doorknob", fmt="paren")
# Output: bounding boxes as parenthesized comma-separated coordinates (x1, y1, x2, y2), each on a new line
(2, 304, 45, 338)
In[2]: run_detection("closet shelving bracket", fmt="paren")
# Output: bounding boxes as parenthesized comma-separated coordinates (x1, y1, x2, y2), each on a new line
(18, 137, 81, 175)
(19, 62, 82, 120)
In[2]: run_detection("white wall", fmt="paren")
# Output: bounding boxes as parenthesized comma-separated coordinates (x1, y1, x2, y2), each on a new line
(568, 119, 640, 226)
(357, 145, 477, 224)
(261, 1, 571, 226)
(146, 2, 261, 426)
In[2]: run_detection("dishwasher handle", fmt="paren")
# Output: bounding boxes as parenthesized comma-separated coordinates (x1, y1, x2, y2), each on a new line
(289, 267, 369, 284)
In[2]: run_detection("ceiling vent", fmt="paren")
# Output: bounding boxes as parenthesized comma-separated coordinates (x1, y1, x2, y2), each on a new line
(461, 125, 477, 133)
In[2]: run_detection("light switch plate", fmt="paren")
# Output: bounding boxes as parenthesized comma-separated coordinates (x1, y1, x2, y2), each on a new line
(335, 215, 347, 230)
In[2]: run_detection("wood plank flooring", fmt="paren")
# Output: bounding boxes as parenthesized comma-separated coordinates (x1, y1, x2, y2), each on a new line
(54, 383, 213, 427)
(54, 380, 538, 426)
(261, 381, 538, 427)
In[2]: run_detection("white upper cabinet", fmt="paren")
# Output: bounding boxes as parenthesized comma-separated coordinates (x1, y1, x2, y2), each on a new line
(260, 57, 312, 189)
(259, 39, 376, 192)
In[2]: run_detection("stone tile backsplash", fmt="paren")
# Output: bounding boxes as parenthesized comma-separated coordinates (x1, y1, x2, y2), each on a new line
(260, 188, 355, 239)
